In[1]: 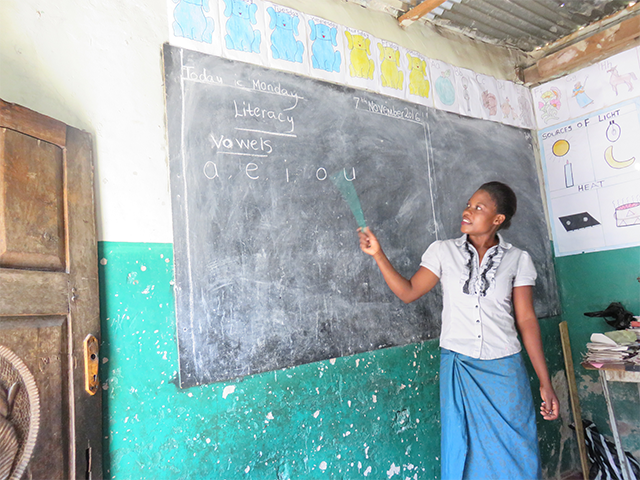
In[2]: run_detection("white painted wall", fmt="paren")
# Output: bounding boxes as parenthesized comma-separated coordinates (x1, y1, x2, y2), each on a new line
(0, 0, 523, 242)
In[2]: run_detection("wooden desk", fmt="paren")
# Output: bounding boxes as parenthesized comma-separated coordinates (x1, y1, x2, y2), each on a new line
(583, 362, 640, 480)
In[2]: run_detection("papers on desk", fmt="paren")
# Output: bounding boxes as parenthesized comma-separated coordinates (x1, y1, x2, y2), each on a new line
(584, 330, 640, 365)
(629, 326, 640, 364)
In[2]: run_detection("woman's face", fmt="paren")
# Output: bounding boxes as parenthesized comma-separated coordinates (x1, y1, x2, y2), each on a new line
(460, 189, 505, 236)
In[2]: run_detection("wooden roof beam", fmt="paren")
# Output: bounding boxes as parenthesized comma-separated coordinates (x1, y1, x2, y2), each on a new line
(398, 0, 449, 28)
(520, 11, 640, 85)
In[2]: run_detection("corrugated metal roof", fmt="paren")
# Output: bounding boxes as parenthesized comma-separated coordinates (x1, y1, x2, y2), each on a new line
(422, 0, 631, 51)
(346, 0, 637, 52)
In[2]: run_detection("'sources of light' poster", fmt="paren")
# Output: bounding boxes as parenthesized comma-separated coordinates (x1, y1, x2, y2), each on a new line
(539, 99, 640, 256)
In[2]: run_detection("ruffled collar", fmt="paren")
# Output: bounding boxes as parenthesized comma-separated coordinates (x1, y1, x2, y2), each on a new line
(454, 233, 512, 250)
(456, 234, 509, 297)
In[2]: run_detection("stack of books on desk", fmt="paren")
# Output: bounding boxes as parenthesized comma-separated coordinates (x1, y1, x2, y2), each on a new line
(628, 319, 640, 364)
(584, 332, 640, 364)
(629, 319, 640, 339)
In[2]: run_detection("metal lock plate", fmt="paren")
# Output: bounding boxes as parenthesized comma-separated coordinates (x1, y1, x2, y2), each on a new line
(83, 334, 99, 395)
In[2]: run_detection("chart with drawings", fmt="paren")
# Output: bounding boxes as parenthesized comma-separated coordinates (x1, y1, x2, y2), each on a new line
(539, 99, 640, 256)
(532, 47, 640, 129)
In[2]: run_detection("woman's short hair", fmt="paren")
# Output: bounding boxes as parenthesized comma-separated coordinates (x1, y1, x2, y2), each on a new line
(479, 181, 517, 230)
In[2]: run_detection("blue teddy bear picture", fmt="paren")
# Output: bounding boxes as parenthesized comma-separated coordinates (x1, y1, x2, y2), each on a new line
(308, 20, 341, 73)
(223, 0, 261, 53)
(172, 0, 215, 44)
(267, 7, 304, 63)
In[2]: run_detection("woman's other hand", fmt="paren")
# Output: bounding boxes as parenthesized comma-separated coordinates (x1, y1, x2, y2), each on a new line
(358, 227, 381, 257)
(539, 384, 559, 421)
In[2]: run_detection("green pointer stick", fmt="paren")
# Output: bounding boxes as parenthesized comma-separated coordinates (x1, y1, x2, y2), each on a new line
(330, 169, 366, 230)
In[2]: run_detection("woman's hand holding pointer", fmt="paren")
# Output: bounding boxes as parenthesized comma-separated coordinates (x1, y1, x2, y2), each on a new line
(358, 227, 381, 257)
(356, 227, 438, 303)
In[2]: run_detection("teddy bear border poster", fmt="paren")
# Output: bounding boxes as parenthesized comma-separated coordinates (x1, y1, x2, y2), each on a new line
(166, 0, 537, 130)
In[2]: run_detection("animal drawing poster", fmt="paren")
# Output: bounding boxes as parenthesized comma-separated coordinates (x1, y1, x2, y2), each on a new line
(405, 50, 433, 107)
(305, 15, 346, 85)
(263, 2, 309, 75)
(342, 27, 380, 92)
(430, 60, 458, 114)
(376, 40, 408, 100)
(405, 50, 433, 108)
(476, 74, 502, 123)
(497, 79, 520, 126)
(594, 48, 640, 109)
(168, 0, 222, 57)
(539, 99, 640, 256)
(218, 0, 269, 66)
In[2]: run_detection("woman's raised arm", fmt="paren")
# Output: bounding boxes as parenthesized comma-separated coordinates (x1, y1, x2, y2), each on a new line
(358, 227, 439, 304)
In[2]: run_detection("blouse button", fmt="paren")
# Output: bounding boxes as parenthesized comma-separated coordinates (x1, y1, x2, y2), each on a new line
(477, 335, 481, 338)
(476, 320, 480, 323)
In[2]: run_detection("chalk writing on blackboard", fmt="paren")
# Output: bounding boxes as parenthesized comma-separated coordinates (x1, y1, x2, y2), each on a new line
(232, 101, 296, 131)
(354, 96, 422, 123)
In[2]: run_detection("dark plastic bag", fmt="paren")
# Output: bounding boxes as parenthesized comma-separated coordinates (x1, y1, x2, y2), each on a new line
(584, 302, 635, 330)
(571, 420, 640, 480)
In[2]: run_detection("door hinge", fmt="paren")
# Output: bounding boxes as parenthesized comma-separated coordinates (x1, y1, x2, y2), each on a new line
(83, 334, 99, 395)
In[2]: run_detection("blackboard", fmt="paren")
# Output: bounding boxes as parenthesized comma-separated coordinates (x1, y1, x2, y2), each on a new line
(163, 44, 559, 387)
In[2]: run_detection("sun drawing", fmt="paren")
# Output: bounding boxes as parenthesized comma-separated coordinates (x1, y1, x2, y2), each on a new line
(552, 139, 570, 157)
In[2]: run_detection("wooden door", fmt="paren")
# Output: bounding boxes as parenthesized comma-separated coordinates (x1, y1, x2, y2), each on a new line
(0, 99, 101, 479)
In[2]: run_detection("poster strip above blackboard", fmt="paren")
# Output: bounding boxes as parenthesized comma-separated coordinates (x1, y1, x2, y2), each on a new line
(166, 0, 537, 130)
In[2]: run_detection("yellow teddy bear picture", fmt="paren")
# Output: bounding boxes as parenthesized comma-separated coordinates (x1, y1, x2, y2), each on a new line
(345, 31, 374, 79)
(407, 53, 430, 98)
(378, 44, 403, 90)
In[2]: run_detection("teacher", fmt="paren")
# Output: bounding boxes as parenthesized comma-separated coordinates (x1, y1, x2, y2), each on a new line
(358, 181, 559, 480)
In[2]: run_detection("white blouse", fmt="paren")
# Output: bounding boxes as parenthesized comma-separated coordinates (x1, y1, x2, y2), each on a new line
(420, 234, 537, 360)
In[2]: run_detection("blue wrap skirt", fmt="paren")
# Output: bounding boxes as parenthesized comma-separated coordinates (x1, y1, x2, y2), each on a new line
(440, 348, 542, 480)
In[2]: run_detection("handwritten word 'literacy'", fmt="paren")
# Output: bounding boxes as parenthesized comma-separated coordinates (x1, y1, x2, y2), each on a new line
(234, 101, 295, 132)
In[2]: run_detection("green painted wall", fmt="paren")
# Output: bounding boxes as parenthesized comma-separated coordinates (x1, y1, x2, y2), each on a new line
(99, 241, 575, 479)
(554, 246, 640, 458)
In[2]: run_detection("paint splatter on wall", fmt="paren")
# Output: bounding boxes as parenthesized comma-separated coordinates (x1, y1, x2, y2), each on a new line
(99, 242, 443, 479)
(98, 242, 574, 478)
